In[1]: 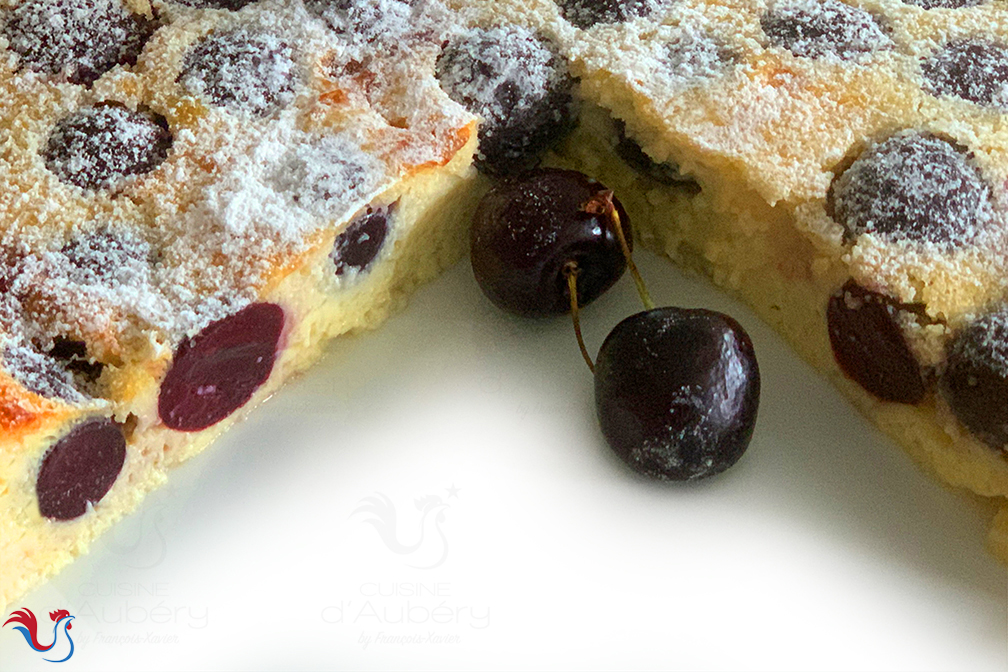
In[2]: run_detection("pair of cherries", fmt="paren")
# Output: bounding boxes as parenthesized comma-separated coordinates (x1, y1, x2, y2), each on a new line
(470, 169, 760, 481)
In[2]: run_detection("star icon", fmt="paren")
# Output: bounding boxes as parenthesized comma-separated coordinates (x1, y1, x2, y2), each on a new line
(446, 484, 461, 499)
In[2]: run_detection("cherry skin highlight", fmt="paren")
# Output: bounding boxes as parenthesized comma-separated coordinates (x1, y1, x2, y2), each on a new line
(158, 303, 285, 432)
(470, 168, 630, 317)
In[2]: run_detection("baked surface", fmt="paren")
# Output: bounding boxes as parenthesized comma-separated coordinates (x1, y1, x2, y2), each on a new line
(7, 0, 1008, 609)
(440, 0, 1008, 556)
(538, 0, 1008, 554)
(0, 0, 478, 610)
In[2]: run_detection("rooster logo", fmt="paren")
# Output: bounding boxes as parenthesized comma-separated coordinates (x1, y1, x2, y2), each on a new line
(353, 492, 452, 569)
(4, 608, 75, 663)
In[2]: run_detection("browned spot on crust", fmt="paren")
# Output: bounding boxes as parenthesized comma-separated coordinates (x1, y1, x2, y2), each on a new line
(406, 122, 474, 175)
(0, 399, 36, 430)
(749, 55, 800, 87)
(320, 88, 350, 106)
(194, 154, 218, 174)
(171, 98, 206, 127)
(324, 54, 378, 96)
(0, 380, 44, 431)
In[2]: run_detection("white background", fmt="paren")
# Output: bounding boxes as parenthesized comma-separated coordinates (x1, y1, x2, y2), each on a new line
(2, 250, 1006, 670)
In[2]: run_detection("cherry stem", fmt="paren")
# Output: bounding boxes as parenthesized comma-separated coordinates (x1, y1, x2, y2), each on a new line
(564, 261, 595, 374)
(602, 191, 654, 312)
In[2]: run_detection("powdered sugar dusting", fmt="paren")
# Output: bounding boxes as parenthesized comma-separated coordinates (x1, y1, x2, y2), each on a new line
(2, 340, 86, 403)
(178, 28, 297, 116)
(176, 119, 390, 240)
(305, 0, 414, 44)
(437, 26, 565, 135)
(3, 0, 157, 85)
(435, 24, 575, 173)
(761, 0, 889, 61)
(831, 132, 994, 247)
(8, 227, 173, 342)
(0, 0, 479, 401)
(902, 0, 984, 7)
(273, 134, 384, 219)
(923, 40, 1008, 110)
(949, 309, 1008, 379)
(44, 103, 173, 191)
(173, 0, 258, 9)
(663, 26, 737, 83)
(555, 0, 662, 30)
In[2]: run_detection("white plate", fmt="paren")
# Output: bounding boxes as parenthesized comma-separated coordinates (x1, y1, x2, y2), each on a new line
(3, 250, 1006, 670)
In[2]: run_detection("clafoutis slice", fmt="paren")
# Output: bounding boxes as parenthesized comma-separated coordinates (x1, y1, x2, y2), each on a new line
(543, 0, 1008, 557)
(0, 0, 479, 611)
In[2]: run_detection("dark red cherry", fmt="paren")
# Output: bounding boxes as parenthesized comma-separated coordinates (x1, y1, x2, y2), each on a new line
(828, 132, 992, 246)
(3, 0, 158, 86)
(470, 168, 630, 317)
(922, 40, 1008, 110)
(554, 0, 657, 29)
(826, 280, 926, 404)
(436, 27, 577, 176)
(761, 0, 887, 60)
(37, 418, 126, 520)
(940, 307, 1008, 449)
(158, 302, 285, 432)
(44, 103, 173, 191)
(331, 204, 393, 276)
(175, 0, 257, 8)
(177, 29, 296, 117)
(595, 307, 760, 481)
(613, 119, 699, 191)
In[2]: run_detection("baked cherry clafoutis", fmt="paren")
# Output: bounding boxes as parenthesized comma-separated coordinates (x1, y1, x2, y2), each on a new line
(5, 0, 1008, 610)
(0, 0, 479, 610)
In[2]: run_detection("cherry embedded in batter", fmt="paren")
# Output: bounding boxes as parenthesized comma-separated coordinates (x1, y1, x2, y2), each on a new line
(922, 40, 1008, 110)
(3, 0, 158, 86)
(158, 303, 285, 432)
(175, 0, 257, 8)
(332, 205, 393, 276)
(37, 418, 127, 520)
(826, 281, 927, 404)
(554, 0, 657, 29)
(828, 132, 993, 247)
(901, 0, 984, 8)
(49, 337, 104, 384)
(43, 103, 173, 192)
(305, 0, 412, 41)
(941, 307, 1008, 450)
(177, 29, 297, 117)
(761, 0, 888, 60)
(613, 120, 700, 191)
(436, 27, 577, 176)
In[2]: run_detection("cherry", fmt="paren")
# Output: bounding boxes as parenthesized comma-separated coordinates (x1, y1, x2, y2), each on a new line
(37, 418, 126, 520)
(826, 280, 926, 404)
(940, 307, 1008, 449)
(436, 27, 577, 176)
(158, 303, 285, 432)
(470, 169, 630, 317)
(468, 167, 760, 481)
(595, 308, 760, 480)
